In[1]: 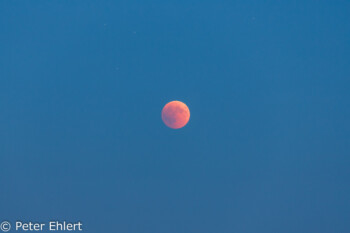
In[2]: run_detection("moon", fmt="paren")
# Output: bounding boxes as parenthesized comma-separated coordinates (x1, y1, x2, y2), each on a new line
(162, 101, 190, 129)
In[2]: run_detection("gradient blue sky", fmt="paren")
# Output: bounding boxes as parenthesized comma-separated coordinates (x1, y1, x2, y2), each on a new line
(1, 1, 350, 232)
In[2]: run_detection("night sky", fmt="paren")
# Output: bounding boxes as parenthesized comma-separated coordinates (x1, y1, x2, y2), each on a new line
(1, 1, 350, 232)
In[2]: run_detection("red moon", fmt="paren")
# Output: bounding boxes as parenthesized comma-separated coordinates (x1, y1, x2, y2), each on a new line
(162, 101, 190, 129)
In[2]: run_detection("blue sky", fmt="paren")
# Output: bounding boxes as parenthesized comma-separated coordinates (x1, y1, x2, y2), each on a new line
(1, 1, 350, 232)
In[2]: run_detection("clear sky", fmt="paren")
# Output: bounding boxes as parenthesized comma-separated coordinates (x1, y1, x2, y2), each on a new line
(1, 1, 349, 232)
